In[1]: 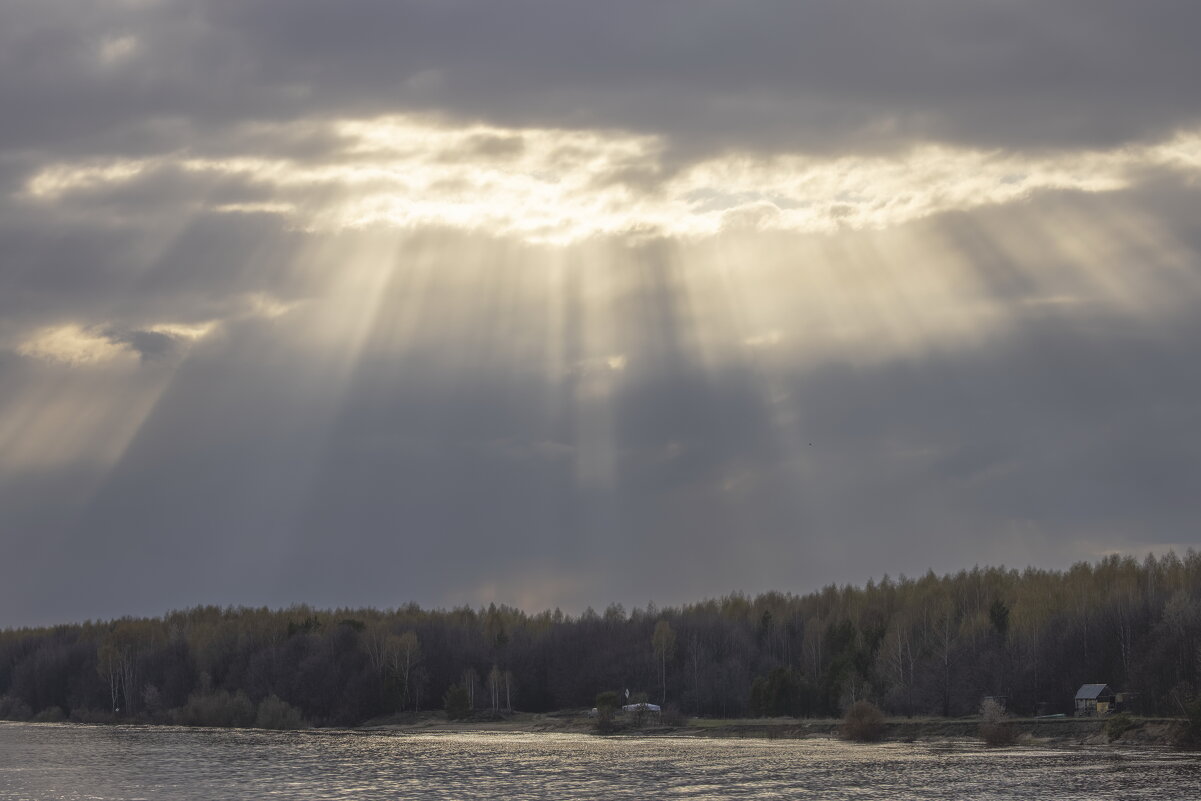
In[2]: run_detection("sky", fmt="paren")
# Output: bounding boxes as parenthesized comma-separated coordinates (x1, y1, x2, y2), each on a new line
(2, 1, 1201, 627)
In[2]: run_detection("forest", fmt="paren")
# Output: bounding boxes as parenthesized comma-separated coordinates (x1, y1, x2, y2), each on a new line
(2, 551, 1200, 728)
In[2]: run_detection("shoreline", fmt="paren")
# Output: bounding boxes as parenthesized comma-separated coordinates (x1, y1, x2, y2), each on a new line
(5, 713, 1189, 750)
(355, 712, 1186, 749)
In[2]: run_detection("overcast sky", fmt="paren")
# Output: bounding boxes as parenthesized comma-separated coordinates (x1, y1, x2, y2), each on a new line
(3, 1, 1200, 626)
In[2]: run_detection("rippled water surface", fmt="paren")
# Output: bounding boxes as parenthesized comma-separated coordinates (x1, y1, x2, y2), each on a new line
(2, 722, 1199, 800)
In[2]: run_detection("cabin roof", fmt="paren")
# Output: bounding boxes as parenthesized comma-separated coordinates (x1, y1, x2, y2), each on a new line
(1075, 683, 1113, 700)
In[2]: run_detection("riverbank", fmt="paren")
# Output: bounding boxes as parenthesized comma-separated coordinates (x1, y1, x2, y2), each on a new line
(4, 709, 1185, 749)
(358, 711, 1185, 748)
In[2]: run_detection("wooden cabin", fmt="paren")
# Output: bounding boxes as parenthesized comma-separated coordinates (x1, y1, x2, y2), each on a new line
(1074, 684, 1115, 716)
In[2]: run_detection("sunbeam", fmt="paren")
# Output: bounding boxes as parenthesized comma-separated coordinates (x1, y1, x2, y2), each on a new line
(3, 0, 1201, 623)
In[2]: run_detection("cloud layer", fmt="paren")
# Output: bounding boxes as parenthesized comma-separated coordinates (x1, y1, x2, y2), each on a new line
(2, 1, 1200, 625)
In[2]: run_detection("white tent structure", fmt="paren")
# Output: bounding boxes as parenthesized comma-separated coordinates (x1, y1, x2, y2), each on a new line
(621, 703, 661, 713)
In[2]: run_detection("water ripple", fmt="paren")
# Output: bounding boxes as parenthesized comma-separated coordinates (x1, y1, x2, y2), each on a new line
(1, 723, 1198, 800)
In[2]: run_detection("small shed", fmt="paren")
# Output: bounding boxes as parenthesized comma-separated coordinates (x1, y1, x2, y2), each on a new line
(1074, 684, 1115, 716)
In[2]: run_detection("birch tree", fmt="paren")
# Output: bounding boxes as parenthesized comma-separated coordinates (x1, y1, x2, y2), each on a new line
(652, 620, 676, 705)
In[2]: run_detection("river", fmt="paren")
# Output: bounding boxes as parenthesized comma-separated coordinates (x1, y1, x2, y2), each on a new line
(2, 722, 1198, 800)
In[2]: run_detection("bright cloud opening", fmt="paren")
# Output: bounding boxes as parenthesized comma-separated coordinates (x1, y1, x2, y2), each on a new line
(22, 118, 1201, 245)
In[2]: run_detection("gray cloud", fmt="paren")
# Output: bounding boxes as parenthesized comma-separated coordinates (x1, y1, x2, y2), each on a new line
(2, 1, 1201, 627)
(2, 183, 1200, 624)
(103, 327, 187, 362)
(8, 265, 1200, 623)
(2, 1, 1200, 159)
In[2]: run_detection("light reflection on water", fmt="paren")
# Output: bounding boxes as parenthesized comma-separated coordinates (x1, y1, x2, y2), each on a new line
(1, 722, 1198, 800)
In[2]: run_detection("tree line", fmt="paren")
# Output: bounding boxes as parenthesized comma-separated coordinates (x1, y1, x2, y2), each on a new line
(2, 551, 1199, 727)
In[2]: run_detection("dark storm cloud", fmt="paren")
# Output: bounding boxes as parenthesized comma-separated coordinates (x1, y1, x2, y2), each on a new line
(2, 1, 1201, 158)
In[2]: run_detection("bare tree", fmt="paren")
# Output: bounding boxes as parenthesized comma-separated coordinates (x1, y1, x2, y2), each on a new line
(652, 620, 677, 705)
(488, 665, 501, 713)
(97, 642, 121, 714)
(392, 632, 421, 710)
(462, 667, 478, 710)
(687, 633, 705, 715)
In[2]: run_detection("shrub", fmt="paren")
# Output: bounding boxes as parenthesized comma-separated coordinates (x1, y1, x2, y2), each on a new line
(841, 700, 885, 742)
(1173, 696, 1201, 750)
(979, 699, 1017, 746)
(69, 707, 116, 724)
(255, 695, 307, 730)
(1105, 712, 1138, 742)
(32, 706, 66, 723)
(980, 722, 1017, 746)
(660, 705, 687, 727)
(593, 691, 622, 734)
(628, 694, 651, 727)
(0, 696, 33, 721)
(172, 690, 256, 728)
(443, 684, 470, 721)
(594, 707, 618, 734)
(595, 691, 621, 713)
